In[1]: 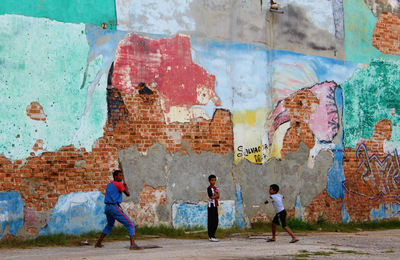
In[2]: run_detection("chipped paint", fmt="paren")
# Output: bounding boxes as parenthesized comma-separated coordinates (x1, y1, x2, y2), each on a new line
(113, 33, 220, 123)
(39, 191, 105, 235)
(0, 15, 107, 160)
(172, 200, 235, 228)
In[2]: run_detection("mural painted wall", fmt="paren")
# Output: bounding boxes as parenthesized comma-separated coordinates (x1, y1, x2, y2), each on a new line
(1, 0, 400, 239)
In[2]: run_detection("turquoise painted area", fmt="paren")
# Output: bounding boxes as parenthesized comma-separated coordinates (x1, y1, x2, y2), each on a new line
(327, 87, 345, 198)
(235, 184, 249, 228)
(39, 191, 106, 235)
(172, 201, 235, 228)
(341, 203, 350, 223)
(342, 59, 400, 148)
(0, 0, 116, 29)
(370, 203, 400, 221)
(0, 191, 25, 239)
(343, 0, 398, 63)
(0, 15, 108, 160)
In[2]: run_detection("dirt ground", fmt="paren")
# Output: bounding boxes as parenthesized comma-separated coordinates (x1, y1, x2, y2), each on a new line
(1, 230, 399, 259)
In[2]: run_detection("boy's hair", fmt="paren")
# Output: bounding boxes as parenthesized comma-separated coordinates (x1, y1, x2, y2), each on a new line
(208, 174, 216, 181)
(113, 170, 122, 178)
(270, 184, 279, 193)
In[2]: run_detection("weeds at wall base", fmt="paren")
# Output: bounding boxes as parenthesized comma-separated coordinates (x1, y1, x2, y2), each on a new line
(1, 219, 400, 249)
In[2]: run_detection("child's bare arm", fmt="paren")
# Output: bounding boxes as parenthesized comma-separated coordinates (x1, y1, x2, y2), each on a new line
(122, 172, 130, 197)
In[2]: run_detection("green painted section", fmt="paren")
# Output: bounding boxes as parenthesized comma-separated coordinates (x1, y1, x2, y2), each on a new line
(342, 59, 400, 147)
(0, 0, 116, 29)
(343, 0, 397, 63)
(0, 15, 107, 160)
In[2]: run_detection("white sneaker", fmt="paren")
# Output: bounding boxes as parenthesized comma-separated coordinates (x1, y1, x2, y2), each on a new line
(209, 237, 219, 242)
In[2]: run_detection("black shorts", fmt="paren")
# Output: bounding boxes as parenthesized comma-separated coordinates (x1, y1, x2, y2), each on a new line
(272, 209, 287, 227)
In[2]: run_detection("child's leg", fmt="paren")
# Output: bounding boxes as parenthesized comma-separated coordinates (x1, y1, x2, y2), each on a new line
(279, 210, 297, 240)
(283, 226, 296, 239)
(271, 213, 280, 240)
(113, 205, 136, 245)
(96, 213, 115, 246)
(271, 222, 277, 240)
(208, 207, 218, 238)
(214, 207, 219, 238)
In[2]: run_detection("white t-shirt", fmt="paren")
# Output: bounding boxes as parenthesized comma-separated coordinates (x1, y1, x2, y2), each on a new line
(268, 194, 285, 213)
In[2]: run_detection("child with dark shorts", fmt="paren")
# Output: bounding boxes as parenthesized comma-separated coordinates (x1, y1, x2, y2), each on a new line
(264, 184, 298, 243)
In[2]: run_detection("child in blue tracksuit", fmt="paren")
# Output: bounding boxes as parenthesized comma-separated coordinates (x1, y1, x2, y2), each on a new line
(95, 170, 143, 250)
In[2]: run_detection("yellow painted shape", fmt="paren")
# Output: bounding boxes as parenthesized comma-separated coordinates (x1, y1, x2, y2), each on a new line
(269, 121, 291, 159)
(232, 109, 266, 126)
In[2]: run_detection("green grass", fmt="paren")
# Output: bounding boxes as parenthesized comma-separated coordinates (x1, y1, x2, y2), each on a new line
(1, 218, 400, 249)
(382, 250, 395, 253)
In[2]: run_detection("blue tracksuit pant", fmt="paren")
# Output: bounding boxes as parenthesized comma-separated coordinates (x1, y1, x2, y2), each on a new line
(102, 204, 135, 237)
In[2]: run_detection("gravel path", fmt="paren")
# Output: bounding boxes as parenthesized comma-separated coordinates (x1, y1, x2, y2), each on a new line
(1, 230, 399, 259)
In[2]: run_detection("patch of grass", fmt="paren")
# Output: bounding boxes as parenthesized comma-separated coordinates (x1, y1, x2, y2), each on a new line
(335, 249, 369, 255)
(382, 250, 395, 253)
(250, 221, 272, 233)
(295, 253, 311, 258)
(313, 251, 334, 256)
(137, 225, 185, 238)
(287, 218, 316, 231)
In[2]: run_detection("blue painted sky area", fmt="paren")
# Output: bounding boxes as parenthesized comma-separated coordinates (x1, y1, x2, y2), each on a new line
(40, 191, 106, 235)
(0, 191, 24, 239)
(190, 37, 359, 117)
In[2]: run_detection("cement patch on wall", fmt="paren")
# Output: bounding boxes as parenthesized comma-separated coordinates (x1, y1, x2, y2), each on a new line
(119, 143, 235, 224)
(234, 142, 332, 221)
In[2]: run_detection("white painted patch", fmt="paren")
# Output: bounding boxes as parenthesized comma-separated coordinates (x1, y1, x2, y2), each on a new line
(286, 0, 335, 35)
(54, 191, 102, 213)
(384, 140, 400, 155)
(166, 128, 183, 144)
(116, 0, 195, 35)
(388, 0, 399, 9)
(308, 141, 335, 168)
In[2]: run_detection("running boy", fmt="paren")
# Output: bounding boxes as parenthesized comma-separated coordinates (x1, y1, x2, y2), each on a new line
(264, 184, 298, 243)
(95, 170, 143, 250)
(207, 174, 219, 242)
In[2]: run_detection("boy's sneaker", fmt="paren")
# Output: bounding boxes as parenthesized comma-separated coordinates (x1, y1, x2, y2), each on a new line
(209, 237, 219, 242)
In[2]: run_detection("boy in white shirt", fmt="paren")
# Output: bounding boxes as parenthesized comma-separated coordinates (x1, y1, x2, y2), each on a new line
(265, 184, 299, 243)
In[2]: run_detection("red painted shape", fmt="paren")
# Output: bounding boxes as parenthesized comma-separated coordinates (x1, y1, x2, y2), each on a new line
(112, 34, 220, 113)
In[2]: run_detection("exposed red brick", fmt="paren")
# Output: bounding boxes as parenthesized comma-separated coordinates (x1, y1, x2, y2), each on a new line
(373, 13, 400, 55)
(280, 89, 319, 158)
(0, 86, 233, 211)
(26, 102, 46, 121)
